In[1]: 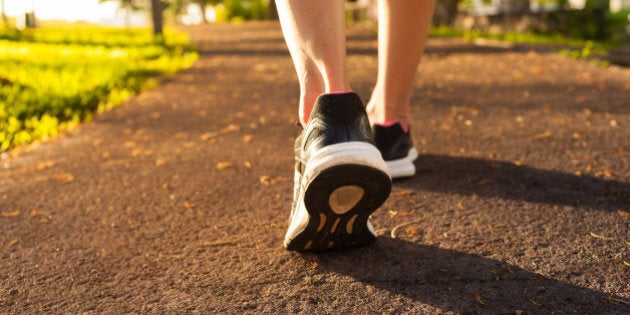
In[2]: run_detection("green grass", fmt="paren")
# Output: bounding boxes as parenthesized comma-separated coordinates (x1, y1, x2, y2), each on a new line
(430, 25, 610, 57)
(0, 25, 197, 151)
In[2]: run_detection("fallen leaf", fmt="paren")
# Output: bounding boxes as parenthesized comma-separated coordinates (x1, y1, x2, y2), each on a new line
(35, 161, 55, 171)
(200, 132, 218, 141)
(183, 201, 193, 209)
(0, 211, 20, 218)
(243, 161, 252, 168)
(101, 152, 111, 159)
(51, 173, 74, 183)
(124, 141, 136, 148)
(242, 134, 253, 143)
(7, 239, 18, 246)
(618, 210, 629, 217)
(260, 175, 288, 185)
(527, 131, 553, 141)
(405, 226, 419, 235)
(29, 210, 46, 217)
(595, 168, 614, 178)
(217, 162, 233, 170)
(219, 124, 240, 134)
(395, 190, 413, 197)
(155, 158, 167, 166)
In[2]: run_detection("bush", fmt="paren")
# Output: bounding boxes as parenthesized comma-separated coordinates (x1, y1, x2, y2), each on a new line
(0, 25, 197, 151)
(537, 8, 630, 43)
(214, 0, 270, 22)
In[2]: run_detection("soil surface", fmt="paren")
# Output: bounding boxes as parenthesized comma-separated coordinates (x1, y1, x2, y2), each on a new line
(1, 22, 629, 313)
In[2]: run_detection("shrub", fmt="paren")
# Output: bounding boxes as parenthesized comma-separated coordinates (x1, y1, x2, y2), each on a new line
(0, 25, 197, 151)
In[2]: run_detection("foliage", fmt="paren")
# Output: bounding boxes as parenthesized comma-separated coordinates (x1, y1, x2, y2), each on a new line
(430, 25, 607, 49)
(213, 0, 270, 22)
(0, 25, 197, 151)
(430, 25, 610, 64)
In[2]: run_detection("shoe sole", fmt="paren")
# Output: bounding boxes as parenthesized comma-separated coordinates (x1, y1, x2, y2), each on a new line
(285, 142, 392, 252)
(386, 147, 419, 179)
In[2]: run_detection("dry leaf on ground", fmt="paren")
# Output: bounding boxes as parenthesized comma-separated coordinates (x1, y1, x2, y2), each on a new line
(0, 211, 20, 217)
(217, 162, 233, 170)
(219, 124, 240, 134)
(260, 176, 289, 185)
(527, 131, 553, 141)
(395, 190, 412, 197)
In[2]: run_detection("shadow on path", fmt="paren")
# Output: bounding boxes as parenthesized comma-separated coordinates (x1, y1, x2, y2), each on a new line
(317, 238, 629, 313)
(397, 154, 629, 211)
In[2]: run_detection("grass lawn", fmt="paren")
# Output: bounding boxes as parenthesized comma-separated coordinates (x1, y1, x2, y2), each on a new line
(0, 24, 197, 151)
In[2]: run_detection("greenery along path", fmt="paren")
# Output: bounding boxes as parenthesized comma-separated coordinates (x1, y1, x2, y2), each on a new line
(0, 26, 197, 151)
(1, 22, 629, 313)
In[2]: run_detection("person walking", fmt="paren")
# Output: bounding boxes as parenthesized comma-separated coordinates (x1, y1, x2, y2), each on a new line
(277, 0, 436, 251)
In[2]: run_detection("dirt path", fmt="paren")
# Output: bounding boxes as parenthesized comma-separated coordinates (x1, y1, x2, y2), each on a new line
(1, 22, 629, 313)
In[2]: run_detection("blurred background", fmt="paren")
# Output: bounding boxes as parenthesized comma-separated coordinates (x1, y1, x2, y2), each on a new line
(2, 0, 629, 43)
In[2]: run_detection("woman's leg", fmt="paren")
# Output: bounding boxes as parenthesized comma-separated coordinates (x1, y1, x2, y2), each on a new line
(275, 0, 350, 126)
(367, 0, 436, 130)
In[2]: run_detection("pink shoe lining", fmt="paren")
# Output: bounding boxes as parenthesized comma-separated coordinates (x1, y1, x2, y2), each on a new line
(328, 90, 354, 95)
(374, 121, 409, 132)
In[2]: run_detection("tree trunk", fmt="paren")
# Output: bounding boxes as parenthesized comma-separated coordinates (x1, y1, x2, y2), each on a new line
(266, 0, 278, 20)
(433, 0, 460, 26)
(1, 0, 8, 25)
(196, 0, 208, 24)
(150, 0, 164, 38)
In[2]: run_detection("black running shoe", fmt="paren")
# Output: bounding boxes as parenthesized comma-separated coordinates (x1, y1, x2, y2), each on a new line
(372, 123, 419, 179)
(284, 92, 392, 252)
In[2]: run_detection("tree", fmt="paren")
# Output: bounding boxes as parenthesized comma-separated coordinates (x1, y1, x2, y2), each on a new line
(1, 0, 8, 26)
(101, 0, 165, 38)
(433, 0, 461, 26)
(149, 0, 165, 37)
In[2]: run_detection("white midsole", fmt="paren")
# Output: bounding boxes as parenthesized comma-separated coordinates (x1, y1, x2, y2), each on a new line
(302, 142, 391, 190)
(386, 147, 419, 179)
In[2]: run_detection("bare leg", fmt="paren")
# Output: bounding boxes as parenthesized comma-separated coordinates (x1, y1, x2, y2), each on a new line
(366, 0, 436, 130)
(275, 0, 350, 126)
